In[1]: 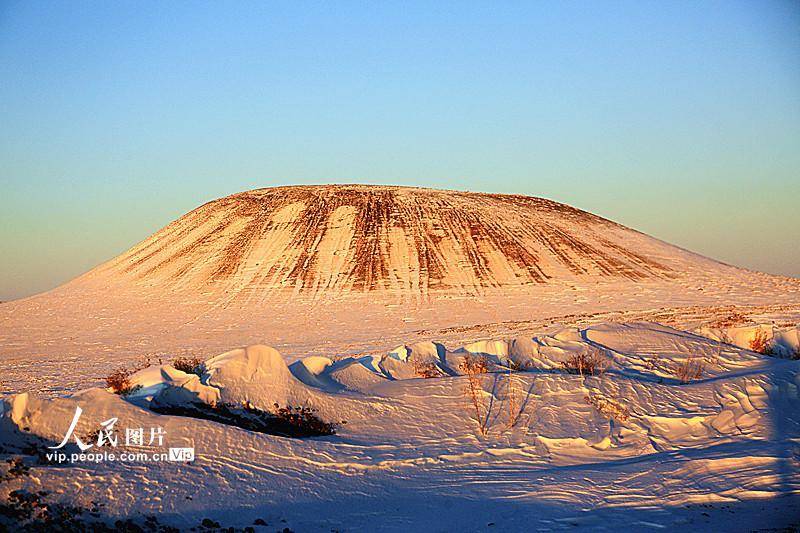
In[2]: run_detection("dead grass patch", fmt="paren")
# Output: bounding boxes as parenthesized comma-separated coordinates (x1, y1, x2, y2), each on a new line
(674, 355, 704, 384)
(104, 368, 141, 396)
(412, 359, 441, 378)
(749, 329, 773, 355)
(561, 348, 608, 376)
(459, 354, 489, 436)
(585, 394, 629, 423)
(172, 356, 205, 376)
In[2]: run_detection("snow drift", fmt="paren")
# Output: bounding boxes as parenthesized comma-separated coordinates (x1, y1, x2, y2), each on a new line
(2, 320, 799, 530)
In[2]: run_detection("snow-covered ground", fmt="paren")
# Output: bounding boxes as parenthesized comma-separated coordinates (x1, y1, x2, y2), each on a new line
(2, 186, 799, 530)
(2, 278, 800, 398)
(2, 319, 799, 530)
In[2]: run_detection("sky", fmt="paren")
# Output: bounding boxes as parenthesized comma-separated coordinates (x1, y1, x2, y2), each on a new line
(1, 1, 798, 301)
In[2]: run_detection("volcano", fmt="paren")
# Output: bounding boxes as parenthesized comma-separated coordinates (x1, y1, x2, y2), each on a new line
(79, 185, 724, 298)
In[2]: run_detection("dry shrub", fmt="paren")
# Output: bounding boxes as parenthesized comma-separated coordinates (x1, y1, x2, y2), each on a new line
(645, 353, 662, 371)
(506, 370, 520, 430)
(713, 312, 748, 328)
(561, 348, 608, 376)
(172, 356, 205, 376)
(105, 358, 157, 395)
(272, 404, 338, 436)
(507, 358, 527, 371)
(585, 394, 629, 422)
(412, 359, 441, 379)
(675, 355, 704, 384)
(459, 354, 489, 436)
(708, 337, 723, 367)
(105, 368, 141, 396)
(150, 402, 338, 437)
(461, 354, 489, 374)
(749, 329, 773, 355)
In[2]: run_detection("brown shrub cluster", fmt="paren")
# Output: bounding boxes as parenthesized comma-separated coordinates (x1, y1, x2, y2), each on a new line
(105, 368, 141, 396)
(104, 357, 163, 395)
(506, 371, 520, 430)
(584, 394, 629, 423)
(713, 312, 748, 328)
(151, 401, 338, 438)
(459, 354, 489, 436)
(749, 329, 773, 355)
(460, 353, 489, 374)
(272, 404, 338, 436)
(172, 356, 205, 376)
(561, 349, 608, 376)
(675, 355, 704, 384)
(506, 358, 526, 371)
(412, 359, 441, 378)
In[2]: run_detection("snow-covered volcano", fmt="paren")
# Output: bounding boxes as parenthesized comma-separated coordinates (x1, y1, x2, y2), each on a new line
(80, 185, 715, 297)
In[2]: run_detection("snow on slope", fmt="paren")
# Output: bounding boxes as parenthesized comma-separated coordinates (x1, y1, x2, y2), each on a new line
(83, 185, 692, 296)
(2, 322, 799, 530)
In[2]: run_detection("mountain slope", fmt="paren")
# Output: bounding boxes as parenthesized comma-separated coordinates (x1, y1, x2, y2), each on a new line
(82, 185, 724, 298)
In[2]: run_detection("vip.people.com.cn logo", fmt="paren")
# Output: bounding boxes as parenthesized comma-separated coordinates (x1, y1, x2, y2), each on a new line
(46, 406, 194, 464)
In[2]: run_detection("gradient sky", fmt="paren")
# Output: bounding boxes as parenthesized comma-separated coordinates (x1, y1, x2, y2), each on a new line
(1, 1, 798, 301)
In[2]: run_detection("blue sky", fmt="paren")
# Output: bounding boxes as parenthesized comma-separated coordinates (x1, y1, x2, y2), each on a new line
(1, 1, 798, 300)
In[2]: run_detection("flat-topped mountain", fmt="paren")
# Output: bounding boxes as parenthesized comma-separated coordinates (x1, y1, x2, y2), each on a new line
(78, 185, 727, 298)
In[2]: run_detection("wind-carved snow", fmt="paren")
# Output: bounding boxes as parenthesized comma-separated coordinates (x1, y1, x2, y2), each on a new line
(2, 321, 799, 530)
